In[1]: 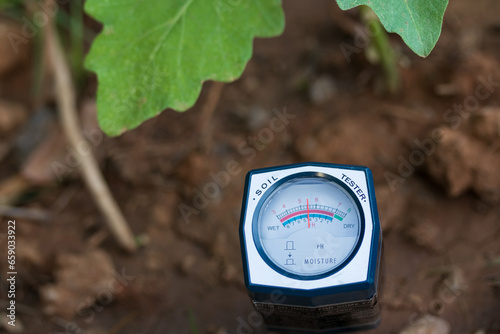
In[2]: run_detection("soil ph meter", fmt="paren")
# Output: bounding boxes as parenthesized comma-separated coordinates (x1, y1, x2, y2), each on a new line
(239, 162, 382, 332)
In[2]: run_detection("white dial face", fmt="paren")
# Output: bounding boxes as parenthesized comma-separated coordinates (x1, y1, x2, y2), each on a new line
(253, 174, 363, 279)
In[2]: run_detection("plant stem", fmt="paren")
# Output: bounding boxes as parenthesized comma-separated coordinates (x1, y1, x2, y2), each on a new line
(360, 6, 400, 94)
(197, 81, 224, 152)
(188, 310, 199, 334)
(45, 0, 137, 253)
(31, 21, 45, 104)
(69, 0, 84, 86)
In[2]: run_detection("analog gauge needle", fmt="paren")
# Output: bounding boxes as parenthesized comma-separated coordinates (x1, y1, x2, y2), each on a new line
(307, 198, 310, 228)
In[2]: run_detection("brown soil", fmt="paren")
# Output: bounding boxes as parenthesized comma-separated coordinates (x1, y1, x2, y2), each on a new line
(1, 1, 500, 333)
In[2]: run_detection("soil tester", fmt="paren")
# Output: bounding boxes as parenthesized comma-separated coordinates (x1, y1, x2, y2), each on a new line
(239, 162, 382, 332)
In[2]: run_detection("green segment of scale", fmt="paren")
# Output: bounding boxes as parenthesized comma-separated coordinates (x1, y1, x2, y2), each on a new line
(334, 207, 351, 221)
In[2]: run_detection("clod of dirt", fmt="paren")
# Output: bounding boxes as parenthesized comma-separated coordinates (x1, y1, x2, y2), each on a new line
(405, 219, 444, 252)
(175, 253, 220, 287)
(0, 19, 30, 76)
(425, 109, 500, 202)
(309, 75, 336, 105)
(39, 249, 116, 319)
(374, 185, 407, 231)
(20, 101, 105, 185)
(176, 152, 219, 188)
(0, 99, 27, 133)
(20, 126, 68, 185)
(399, 314, 451, 334)
(242, 106, 273, 131)
(451, 53, 500, 98)
(152, 191, 179, 228)
(294, 112, 400, 175)
(435, 267, 468, 299)
(16, 237, 44, 268)
(0, 175, 30, 206)
(467, 107, 500, 143)
(15, 108, 58, 161)
(0, 315, 24, 333)
(177, 254, 196, 275)
(212, 231, 241, 284)
(420, 267, 469, 306)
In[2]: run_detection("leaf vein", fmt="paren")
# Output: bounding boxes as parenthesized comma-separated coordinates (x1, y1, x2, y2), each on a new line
(402, 0, 424, 51)
(149, 0, 195, 62)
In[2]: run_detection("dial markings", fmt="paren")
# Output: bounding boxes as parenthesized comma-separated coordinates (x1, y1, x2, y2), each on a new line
(277, 204, 350, 227)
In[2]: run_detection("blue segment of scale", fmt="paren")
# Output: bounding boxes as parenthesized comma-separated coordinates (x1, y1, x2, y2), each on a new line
(281, 213, 334, 226)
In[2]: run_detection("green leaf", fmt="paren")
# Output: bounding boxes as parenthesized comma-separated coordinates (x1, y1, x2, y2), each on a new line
(336, 0, 448, 57)
(85, 0, 285, 135)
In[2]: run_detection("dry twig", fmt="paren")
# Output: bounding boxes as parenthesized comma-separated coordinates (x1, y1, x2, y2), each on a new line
(44, 0, 136, 252)
(0, 205, 51, 222)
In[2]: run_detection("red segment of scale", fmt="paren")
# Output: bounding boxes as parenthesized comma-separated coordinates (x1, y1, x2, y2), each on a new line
(279, 209, 334, 223)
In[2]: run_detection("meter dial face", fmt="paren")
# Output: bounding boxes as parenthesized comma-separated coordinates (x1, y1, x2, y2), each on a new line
(253, 173, 364, 280)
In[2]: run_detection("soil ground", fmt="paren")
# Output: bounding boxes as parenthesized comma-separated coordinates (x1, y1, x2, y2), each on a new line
(0, 1, 499, 334)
